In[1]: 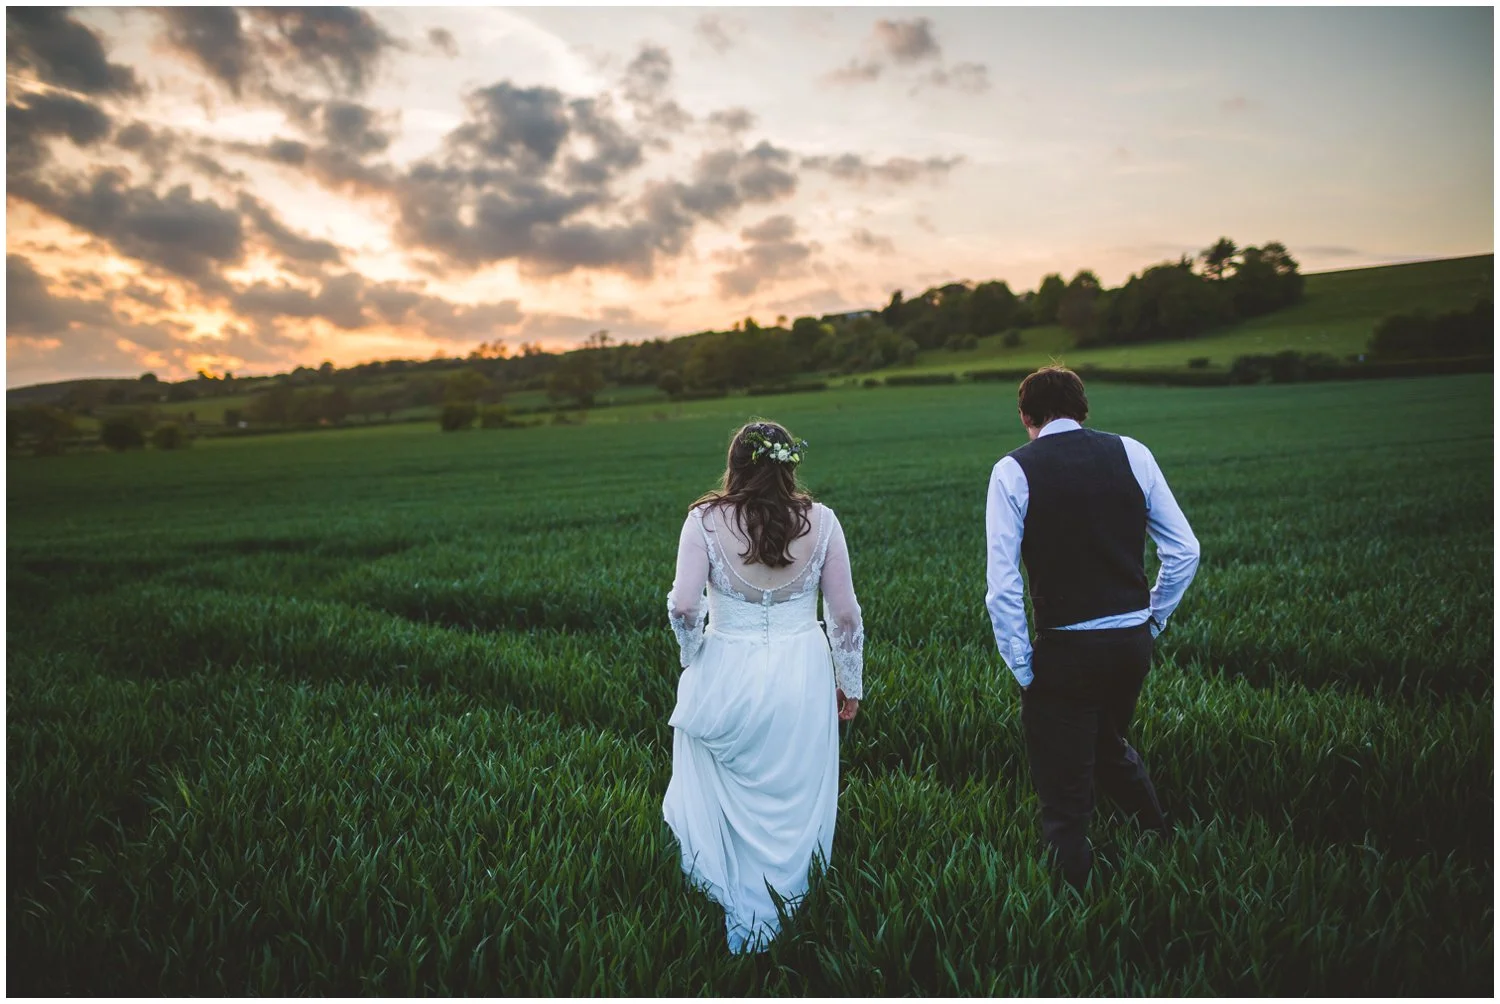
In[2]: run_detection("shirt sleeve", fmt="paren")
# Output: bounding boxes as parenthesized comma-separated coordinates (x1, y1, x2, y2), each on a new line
(667, 509, 709, 668)
(819, 508, 865, 700)
(984, 457, 1034, 687)
(1124, 438, 1201, 635)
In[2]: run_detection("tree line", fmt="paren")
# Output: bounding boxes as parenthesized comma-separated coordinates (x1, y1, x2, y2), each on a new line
(14, 238, 1487, 453)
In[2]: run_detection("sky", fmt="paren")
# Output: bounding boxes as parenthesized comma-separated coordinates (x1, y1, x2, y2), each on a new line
(5, 5, 1493, 388)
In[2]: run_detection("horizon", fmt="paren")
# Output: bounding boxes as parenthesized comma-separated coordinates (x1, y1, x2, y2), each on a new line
(6, 7, 1493, 389)
(6, 250, 1491, 393)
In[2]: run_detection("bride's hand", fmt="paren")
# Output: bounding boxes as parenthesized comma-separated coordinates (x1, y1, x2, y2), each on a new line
(836, 689, 860, 721)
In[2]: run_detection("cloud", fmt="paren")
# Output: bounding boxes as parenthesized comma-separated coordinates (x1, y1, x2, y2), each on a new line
(112, 120, 244, 185)
(802, 153, 963, 185)
(389, 68, 798, 278)
(6, 8, 141, 96)
(826, 17, 988, 95)
(248, 7, 399, 95)
(7, 254, 111, 336)
(874, 18, 941, 63)
(850, 228, 896, 255)
(320, 100, 392, 156)
(924, 61, 990, 94)
(824, 59, 883, 86)
(427, 27, 459, 58)
(13, 171, 246, 293)
(157, 7, 251, 96)
(7, 93, 113, 179)
(707, 107, 757, 134)
(695, 15, 735, 55)
(233, 271, 525, 341)
(621, 44, 692, 132)
(238, 195, 345, 268)
(716, 215, 815, 297)
(1221, 95, 1253, 114)
(153, 7, 398, 103)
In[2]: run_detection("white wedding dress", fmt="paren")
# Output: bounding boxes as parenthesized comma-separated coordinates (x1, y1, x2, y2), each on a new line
(663, 501, 864, 953)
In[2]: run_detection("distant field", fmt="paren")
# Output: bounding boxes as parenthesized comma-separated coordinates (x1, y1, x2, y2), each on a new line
(8, 374, 1491, 995)
(879, 254, 1494, 379)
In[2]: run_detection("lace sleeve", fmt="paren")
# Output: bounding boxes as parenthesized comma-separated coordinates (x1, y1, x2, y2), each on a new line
(668, 509, 709, 668)
(819, 508, 864, 700)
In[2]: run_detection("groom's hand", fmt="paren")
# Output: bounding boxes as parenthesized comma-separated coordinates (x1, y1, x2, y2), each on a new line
(836, 689, 860, 721)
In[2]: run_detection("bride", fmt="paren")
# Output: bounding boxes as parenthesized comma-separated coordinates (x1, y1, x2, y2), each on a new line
(663, 420, 865, 953)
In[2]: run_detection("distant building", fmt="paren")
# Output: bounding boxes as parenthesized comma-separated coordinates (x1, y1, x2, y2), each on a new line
(820, 309, 876, 324)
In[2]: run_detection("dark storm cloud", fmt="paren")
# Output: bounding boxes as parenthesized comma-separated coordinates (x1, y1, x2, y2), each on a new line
(6, 7, 141, 96)
(715, 215, 814, 298)
(802, 153, 963, 185)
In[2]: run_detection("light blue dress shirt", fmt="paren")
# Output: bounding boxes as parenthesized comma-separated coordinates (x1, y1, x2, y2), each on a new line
(985, 418, 1201, 688)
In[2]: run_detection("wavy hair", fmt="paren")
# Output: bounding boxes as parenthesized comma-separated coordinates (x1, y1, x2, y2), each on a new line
(692, 420, 814, 568)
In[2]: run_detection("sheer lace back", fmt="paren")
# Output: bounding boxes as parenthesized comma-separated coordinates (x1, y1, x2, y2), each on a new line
(668, 499, 865, 699)
(698, 502, 833, 605)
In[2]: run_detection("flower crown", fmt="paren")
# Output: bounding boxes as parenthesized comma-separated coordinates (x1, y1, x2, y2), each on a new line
(742, 429, 808, 465)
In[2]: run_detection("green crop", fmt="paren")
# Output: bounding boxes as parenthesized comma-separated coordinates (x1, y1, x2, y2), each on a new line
(7, 375, 1491, 994)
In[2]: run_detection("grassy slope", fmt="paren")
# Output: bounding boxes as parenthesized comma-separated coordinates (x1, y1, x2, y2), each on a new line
(870, 253, 1494, 380)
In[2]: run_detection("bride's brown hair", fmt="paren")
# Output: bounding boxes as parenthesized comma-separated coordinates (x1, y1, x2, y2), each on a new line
(692, 420, 814, 569)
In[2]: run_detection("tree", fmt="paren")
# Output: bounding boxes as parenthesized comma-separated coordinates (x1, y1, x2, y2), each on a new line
(247, 383, 294, 426)
(880, 290, 906, 328)
(139, 372, 158, 384)
(439, 403, 476, 431)
(657, 370, 684, 398)
(151, 422, 189, 450)
(789, 316, 831, 370)
(100, 414, 146, 451)
(546, 352, 605, 407)
(1058, 270, 1102, 341)
(1228, 242, 1303, 318)
(11, 405, 76, 455)
(322, 387, 352, 424)
(968, 280, 1019, 336)
(1033, 273, 1066, 324)
(1200, 237, 1238, 281)
(1096, 260, 1224, 344)
(444, 367, 491, 405)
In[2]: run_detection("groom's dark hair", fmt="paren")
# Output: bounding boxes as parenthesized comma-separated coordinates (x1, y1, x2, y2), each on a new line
(1018, 366, 1089, 427)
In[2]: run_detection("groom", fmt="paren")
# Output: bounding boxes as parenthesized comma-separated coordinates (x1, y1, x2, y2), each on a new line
(985, 366, 1200, 889)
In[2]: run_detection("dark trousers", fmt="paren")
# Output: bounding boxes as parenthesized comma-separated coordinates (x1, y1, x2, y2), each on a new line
(1021, 623, 1169, 889)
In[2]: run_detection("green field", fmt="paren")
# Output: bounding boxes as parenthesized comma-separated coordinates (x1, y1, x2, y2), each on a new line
(878, 254, 1493, 379)
(7, 374, 1492, 994)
